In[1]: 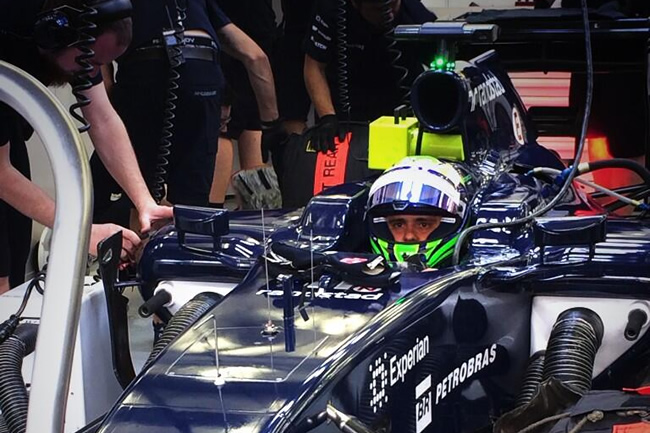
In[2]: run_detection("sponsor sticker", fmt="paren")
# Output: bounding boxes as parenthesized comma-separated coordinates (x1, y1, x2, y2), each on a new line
(368, 336, 431, 414)
(352, 286, 382, 293)
(313, 132, 351, 195)
(468, 73, 506, 112)
(415, 375, 432, 433)
(512, 106, 525, 145)
(435, 344, 497, 404)
(369, 353, 390, 413)
(340, 257, 369, 265)
(256, 288, 384, 301)
(613, 423, 650, 433)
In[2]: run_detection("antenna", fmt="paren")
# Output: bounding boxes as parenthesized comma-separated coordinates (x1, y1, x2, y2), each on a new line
(309, 218, 317, 342)
(213, 316, 224, 386)
(261, 206, 279, 337)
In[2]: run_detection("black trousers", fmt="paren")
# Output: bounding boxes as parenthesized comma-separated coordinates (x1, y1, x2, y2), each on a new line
(0, 137, 32, 286)
(91, 54, 224, 222)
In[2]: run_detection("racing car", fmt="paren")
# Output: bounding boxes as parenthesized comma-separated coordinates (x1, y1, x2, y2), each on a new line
(3, 8, 650, 433)
(67, 10, 650, 433)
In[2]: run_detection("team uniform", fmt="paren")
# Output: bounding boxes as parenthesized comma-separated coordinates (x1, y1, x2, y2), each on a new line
(0, 0, 105, 286)
(217, 0, 277, 138)
(275, 0, 317, 122)
(304, 0, 436, 121)
(91, 0, 227, 212)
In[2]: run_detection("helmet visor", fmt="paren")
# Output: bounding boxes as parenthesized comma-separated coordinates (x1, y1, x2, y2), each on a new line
(367, 166, 465, 217)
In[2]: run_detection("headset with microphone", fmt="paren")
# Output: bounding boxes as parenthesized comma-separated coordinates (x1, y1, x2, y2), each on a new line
(33, 0, 132, 50)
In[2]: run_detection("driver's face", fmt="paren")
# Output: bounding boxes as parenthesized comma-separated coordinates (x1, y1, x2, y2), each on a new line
(386, 214, 442, 243)
(352, 0, 402, 28)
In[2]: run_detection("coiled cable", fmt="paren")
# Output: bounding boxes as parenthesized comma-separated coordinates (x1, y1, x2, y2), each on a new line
(152, 4, 186, 203)
(379, 0, 410, 110)
(336, 0, 351, 120)
(69, 6, 98, 133)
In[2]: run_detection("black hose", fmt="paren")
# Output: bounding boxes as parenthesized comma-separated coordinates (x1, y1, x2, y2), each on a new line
(0, 324, 38, 433)
(336, 0, 351, 120)
(581, 158, 650, 187)
(69, 6, 99, 133)
(145, 292, 222, 368)
(138, 290, 172, 318)
(516, 351, 545, 407)
(542, 308, 603, 396)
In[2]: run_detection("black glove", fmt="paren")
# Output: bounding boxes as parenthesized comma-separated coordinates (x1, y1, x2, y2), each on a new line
(261, 118, 289, 185)
(306, 114, 345, 153)
(261, 118, 289, 163)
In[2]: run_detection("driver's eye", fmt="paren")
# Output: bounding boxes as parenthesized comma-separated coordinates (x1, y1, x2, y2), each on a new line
(389, 221, 404, 229)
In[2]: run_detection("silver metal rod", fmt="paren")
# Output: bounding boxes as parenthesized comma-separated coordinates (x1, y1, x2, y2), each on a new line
(0, 61, 92, 433)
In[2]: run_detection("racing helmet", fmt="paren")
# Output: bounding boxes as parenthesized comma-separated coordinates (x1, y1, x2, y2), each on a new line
(367, 156, 469, 268)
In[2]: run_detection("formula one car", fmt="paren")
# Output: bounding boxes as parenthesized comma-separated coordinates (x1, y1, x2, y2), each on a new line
(75, 12, 650, 433)
(3, 8, 650, 433)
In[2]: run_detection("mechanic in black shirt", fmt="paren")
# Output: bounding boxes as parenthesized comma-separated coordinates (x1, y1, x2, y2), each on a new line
(207, 0, 285, 210)
(276, 0, 317, 135)
(0, 0, 172, 293)
(304, 0, 436, 152)
(91, 0, 283, 220)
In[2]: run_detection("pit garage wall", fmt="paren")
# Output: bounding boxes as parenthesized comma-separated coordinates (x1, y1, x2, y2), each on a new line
(24, 0, 558, 279)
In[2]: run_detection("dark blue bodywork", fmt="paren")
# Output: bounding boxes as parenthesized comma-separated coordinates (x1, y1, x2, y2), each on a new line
(98, 44, 650, 433)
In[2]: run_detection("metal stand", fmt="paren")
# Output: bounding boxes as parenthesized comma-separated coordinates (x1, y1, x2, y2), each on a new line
(0, 60, 92, 433)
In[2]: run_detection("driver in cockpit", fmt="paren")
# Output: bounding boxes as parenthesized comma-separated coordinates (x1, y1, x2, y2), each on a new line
(366, 156, 471, 269)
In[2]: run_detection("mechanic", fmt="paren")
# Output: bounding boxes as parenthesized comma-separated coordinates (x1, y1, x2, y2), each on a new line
(303, 0, 436, 153)
(275, 0, 317, 136)
(0, 0, 172, 293)
(92, 0, 286, 216)
(208, 0, 285, 210)
(366, 156, 470, 269)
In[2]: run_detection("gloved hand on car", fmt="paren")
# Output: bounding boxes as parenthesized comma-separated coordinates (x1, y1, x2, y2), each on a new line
(305, 114, 347, 153)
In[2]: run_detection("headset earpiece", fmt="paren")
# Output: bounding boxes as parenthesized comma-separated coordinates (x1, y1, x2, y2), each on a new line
(92, 0, 132, 25)
(33, 0, 132, 50)
(33, 7, 81, 50)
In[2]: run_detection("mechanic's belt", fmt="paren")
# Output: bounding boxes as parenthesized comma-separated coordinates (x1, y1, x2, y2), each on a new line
(122, 44, 217, 63)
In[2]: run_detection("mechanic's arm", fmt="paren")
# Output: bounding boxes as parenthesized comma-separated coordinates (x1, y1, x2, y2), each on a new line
(80, 84, 172, 232)
(304, 53, 336, 117)
(0, 143, 141, 259)
(0, 143, 55, 228)
(101, 63, 115, 95)
(217, 23, 279, 122)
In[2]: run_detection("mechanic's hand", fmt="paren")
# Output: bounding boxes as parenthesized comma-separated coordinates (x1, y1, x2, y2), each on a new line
(261, 118, 289, 163)
(136, 201, 174, 234)
(305, 114, 344, 153)
(89, 223, 141, 264)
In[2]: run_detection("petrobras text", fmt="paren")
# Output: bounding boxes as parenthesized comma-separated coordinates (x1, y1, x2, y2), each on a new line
(468, 73, 505, 112)
(390, 335, 430, 386)
(435, 343, 497, 404)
